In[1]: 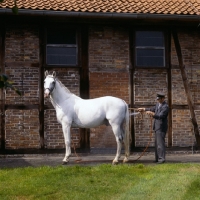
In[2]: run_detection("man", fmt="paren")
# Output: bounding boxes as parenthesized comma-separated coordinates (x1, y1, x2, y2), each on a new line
(138, 93, 169, 164)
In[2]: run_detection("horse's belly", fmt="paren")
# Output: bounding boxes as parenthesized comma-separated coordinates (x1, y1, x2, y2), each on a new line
(72, 117, 108, 128)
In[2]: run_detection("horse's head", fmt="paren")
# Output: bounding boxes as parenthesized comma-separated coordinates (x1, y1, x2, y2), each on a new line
(44, 71, 56, 98)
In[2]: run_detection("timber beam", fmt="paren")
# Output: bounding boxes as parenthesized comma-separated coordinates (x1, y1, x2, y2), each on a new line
(172, 30, 200, 147)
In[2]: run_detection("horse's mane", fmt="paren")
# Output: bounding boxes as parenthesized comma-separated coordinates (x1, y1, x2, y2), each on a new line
(56, 78, 71, 94)
(47, 75, 71, 94)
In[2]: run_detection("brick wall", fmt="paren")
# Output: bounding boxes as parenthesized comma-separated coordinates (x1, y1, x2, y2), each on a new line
(4, 26, 81, 150)
(89, 26, 129, 149)
(171, 30, 200, 147)
(5, 26, 39, 62)
(134, 69, 168, 105)
(134, 69, 168, 147)
(5, 109, 40, 149)
(172, 109, 194, 147)
(5, 26, 39, 105)
(90, 72, 129, 102)
(2, 24, 200, 151)
(89, 27, 200, 149)
(4, 26, 40, 149)
(89, 26, 129, 71)
(89, 72, 129, 148)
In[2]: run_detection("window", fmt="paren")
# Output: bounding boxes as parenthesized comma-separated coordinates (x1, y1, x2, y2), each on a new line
(46, 29, 77, 66)
(135, 31, 165, 67)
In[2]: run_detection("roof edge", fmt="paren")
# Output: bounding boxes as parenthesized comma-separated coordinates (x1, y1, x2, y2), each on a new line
(0, 8, 200, 21)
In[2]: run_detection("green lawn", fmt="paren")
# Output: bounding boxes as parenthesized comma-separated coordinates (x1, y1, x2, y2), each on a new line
(0, 163, 200, 200)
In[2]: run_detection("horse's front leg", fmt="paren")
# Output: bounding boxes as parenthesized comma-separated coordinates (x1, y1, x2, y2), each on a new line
(62, 123, 71, 164)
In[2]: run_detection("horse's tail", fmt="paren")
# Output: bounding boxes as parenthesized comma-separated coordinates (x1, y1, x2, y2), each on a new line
(124, 102, 131, 158)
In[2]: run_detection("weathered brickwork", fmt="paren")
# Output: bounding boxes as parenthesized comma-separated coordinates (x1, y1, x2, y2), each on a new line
(90, 126, 116, 148)
(3, 26, 81, 150)
(171, 30, 200, 105)
(172, 109, 194, 147)
(90, 72, 129, 102)
(134, 69, 168, 147)
(89, 72, 129, 148)
(5, 26, 39, 105)
(2, 24, 200, 151)
(89, 26, 129, 148)
(5, 26, 39, 62)
(5, 109, 40, 149)
(89, 26, 129, 71)
(134, 114, 169, 147)
(44, 68, 80, 148)
(134, 69, 168, 105)
(44, 110, 80, 149)
(171, 30, 200, 146)
(171, 69, 187, 105)
(3, 26, 40, 149)
(5, 67, 39, 105)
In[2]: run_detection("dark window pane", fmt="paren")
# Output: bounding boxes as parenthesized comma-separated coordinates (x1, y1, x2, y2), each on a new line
(136, 49, 164, 67)
(46, 47, 77, 65)
(136, 31, 164, 47)
(47, 30, 76, 44)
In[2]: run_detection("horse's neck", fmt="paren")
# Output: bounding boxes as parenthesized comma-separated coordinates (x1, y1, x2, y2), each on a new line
(50, 81, 73, 106)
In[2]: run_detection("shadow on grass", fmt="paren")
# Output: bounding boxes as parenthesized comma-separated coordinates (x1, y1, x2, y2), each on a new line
(182, 178, 200, 199)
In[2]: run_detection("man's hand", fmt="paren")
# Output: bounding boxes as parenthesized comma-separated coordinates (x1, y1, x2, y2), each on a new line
(137, 108, 145, 112)
(146, 111, 155, 117)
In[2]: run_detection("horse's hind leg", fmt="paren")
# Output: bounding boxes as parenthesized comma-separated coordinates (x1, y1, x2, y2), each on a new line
(111, 124, 123, 165)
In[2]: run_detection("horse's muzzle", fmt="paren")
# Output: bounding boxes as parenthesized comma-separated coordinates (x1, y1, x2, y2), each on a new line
(44, 89, 50, 98)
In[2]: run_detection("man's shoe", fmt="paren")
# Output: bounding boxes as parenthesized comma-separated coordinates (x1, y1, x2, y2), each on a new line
(157, 160, 165, 164)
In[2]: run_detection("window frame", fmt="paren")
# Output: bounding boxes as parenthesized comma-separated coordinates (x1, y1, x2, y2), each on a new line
(44, 26, 80, 68)
(133, 29, 169, 69)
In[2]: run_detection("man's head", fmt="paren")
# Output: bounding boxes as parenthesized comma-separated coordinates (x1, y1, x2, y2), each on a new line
(156, 92, 165, 103)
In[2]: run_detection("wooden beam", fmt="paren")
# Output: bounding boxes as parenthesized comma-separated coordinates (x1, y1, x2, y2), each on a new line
(39, 25, 45, 149)
(5, 61, 39, 68)
(79, 25, 90, 149)
(4, 104, 39, 110)
(129, 28, 135, 149)
(172, 30, 200, 146)
(79, 25, 89, 99)
(167, 31, 172, 147)
(0, 24, 5, 151)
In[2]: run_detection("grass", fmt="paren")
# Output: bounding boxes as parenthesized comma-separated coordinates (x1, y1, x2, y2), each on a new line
(0, 163, 200, 200)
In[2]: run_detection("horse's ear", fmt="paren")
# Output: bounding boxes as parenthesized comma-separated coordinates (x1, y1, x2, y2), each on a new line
(45, 70, 49, 77)
(52, 71, 56, 78)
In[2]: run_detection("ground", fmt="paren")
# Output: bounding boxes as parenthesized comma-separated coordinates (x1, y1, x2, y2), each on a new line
(0, 152, 200, 168)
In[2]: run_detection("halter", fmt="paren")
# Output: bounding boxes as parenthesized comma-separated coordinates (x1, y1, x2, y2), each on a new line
(45, 77, 56, 95)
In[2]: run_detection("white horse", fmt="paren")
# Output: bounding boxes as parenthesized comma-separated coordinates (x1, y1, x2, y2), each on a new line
(44, 71, 130, 164)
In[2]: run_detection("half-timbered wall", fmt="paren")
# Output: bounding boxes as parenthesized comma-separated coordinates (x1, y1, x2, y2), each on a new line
(1, 23, 200, 152)
(3, 25, 81, 150)
(171, 30, 200, 147)
(5, 26, 40, 149)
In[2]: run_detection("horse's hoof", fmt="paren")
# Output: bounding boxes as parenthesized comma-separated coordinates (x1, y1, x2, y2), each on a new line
(123, 158, 129, 163)
(62, 161, 68, 165)
(112, 161, 119, 165)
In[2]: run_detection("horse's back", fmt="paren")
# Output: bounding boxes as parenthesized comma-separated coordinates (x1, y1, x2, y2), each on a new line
(73, 96, 127, 127)
(82, 96, 126, 111)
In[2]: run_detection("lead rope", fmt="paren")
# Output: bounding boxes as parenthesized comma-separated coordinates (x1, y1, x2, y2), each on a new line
(71, 112, 153, 163)
(71, 139, 82, 163)
(133, 114, 153, 161)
